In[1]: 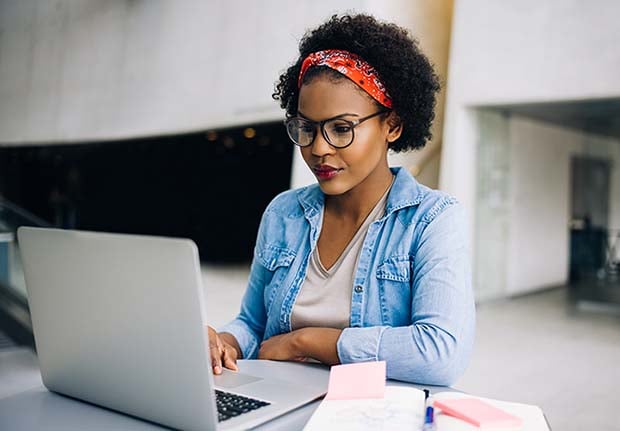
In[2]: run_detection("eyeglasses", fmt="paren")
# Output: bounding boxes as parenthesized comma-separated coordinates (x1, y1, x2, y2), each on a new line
(284, 109, 389, 149)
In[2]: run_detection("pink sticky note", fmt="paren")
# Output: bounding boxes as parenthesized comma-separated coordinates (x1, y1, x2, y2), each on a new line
(324, 361, 386, 400)
(434, 398, 523, 428)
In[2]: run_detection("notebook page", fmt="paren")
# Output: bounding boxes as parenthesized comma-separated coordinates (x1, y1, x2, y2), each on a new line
(303, 386, 426, 431)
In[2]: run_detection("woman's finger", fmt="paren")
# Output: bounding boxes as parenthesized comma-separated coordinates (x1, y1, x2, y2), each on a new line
(222, 345, 238, 371)
(207, 326, 223, 350)
(210, 344, 223, 374)
(206, 327, 224, 374)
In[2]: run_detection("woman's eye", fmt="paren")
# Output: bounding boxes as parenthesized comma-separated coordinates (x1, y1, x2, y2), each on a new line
(330, 123, 351, 134)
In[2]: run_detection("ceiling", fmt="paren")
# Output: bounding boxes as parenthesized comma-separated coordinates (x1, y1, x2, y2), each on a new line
(483, 98, 620, 140)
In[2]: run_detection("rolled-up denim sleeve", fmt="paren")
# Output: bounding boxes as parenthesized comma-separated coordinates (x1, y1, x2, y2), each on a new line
(218, 214, 272, 359)
(337, 203, 475, 386)
(218, 254, 269, 359)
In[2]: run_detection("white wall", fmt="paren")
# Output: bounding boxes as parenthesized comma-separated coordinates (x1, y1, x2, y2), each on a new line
(506, 117, 620, 295)
(441, 0, 620, 298)
(441, 0, 620, 236)
(0, 0, 361, 145)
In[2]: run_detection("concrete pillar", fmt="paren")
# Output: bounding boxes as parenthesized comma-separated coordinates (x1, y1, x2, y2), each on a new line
(367, 0, 453, 189)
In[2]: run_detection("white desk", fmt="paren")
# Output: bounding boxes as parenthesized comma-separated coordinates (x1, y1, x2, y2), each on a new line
(0, 357, 448, 430)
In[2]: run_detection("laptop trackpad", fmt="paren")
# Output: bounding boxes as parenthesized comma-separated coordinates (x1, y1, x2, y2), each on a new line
(214, 369, 263, 389)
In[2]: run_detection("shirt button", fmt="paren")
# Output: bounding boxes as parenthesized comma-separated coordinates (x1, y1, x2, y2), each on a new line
(354, 285, 363, 293)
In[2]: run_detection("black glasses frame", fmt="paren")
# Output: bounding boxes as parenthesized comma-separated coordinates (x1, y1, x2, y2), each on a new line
(284, 109, 390, 149)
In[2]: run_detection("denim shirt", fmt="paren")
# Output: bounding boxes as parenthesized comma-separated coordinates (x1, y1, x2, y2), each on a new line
(220, 167, 475, 385)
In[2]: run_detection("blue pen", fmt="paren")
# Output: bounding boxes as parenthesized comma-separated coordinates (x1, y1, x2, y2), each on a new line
(422, 406, 436, 431)
(421, 389, 434, 430)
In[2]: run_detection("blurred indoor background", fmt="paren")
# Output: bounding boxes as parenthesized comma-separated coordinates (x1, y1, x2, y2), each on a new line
(1, 1, 619, 430)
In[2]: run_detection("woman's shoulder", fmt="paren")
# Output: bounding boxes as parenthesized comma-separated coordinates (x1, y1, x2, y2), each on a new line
(414, 184, 460, 224)
(263, 183, 322, 218)
(390, 167, 461, 226)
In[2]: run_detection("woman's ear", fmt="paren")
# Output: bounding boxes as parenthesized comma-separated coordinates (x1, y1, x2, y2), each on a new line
(385, 112, 403, 143)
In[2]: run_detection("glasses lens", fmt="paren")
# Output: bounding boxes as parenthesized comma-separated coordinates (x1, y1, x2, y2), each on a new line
(286, 118, 315, 146)
(324, 119, 354, 148)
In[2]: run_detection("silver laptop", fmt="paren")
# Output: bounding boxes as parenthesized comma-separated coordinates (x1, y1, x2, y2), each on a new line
(17, 227, 329, 431)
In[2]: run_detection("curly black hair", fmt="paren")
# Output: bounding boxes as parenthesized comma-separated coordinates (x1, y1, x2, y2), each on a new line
(273, 14, 440, 153)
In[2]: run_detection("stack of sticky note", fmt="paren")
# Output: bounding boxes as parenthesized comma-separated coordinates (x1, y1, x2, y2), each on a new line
(324, 361, 386, 400)
(434, 397, 523, 429)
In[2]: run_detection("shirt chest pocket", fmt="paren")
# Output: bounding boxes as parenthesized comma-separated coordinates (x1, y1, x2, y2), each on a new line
(257, 245, 296, 313)
(375, 255, 413, 325)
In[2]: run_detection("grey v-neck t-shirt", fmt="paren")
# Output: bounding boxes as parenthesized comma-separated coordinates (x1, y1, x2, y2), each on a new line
(290, 185, 391, 330)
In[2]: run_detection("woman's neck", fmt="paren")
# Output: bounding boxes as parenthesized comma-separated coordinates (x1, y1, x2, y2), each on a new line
(325, 165, 394, 225)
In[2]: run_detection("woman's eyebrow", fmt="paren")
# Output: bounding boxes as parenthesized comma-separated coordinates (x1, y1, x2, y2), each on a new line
(297, 111, 360, 121)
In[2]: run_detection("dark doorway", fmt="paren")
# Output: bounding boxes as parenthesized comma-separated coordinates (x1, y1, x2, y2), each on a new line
(0, 122, 293, 263)
(569, 156, 611, 281)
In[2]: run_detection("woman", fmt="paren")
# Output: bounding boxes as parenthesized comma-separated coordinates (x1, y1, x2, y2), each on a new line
(208, 13, 475, 385)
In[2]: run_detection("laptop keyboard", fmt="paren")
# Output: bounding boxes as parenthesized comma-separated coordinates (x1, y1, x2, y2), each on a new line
(215, 389, 271, 422)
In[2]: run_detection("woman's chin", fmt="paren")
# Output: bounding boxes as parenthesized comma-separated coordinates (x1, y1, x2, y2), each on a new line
(317, 180, 350, 196)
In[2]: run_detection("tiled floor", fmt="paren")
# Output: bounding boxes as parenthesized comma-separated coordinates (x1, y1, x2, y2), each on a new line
(455, 288, 620, 431)
(2, 264, 620, 430)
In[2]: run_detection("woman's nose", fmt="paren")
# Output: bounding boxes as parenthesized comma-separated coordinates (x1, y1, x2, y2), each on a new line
(311, 129, 336, 157)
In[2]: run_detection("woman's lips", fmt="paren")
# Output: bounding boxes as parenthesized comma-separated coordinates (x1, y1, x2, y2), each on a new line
(313, 165, 342, 180)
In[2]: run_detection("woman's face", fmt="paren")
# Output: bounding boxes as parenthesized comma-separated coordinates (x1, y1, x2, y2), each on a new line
(297, 76, 397, 197)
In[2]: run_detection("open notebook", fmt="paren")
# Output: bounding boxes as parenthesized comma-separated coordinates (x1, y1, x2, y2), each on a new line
(304, 387, 549, 430)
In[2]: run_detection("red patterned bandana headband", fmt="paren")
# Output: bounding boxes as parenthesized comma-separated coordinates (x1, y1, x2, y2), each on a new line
(298, 49, 393, 109)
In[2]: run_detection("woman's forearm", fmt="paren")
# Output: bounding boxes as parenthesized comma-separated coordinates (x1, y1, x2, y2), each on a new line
(297, 327, 343, 365)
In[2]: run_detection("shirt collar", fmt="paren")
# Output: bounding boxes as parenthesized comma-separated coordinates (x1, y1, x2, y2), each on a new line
(296, 166, 425, 221)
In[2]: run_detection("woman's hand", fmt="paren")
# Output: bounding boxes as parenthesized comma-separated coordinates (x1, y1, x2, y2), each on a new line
(258, 327, 342, 365)
(206, 326, 240, 374)
(258, 330, 307, 362)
